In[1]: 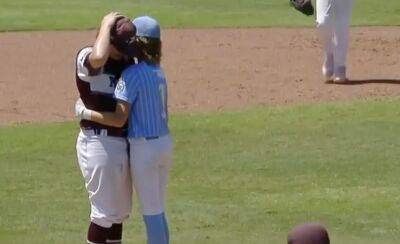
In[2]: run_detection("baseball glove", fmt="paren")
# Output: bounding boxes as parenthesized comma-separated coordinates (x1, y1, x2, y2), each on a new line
(290, 0, 314, 16)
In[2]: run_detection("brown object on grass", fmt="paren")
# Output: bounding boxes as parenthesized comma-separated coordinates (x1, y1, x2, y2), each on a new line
(288, 223, 330, 244)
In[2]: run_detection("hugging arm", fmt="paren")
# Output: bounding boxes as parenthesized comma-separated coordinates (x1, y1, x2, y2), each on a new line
(76, 99, 131, 128)
(75, 68, 135, 127)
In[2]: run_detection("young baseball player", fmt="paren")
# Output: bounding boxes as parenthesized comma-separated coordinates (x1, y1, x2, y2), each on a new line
(316, 0, 354, 82)
(75, 12, 136, 244)
(76, 16, 173, 244)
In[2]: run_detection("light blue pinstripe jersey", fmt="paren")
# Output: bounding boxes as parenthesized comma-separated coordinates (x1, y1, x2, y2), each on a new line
(114, 61, 169, 138)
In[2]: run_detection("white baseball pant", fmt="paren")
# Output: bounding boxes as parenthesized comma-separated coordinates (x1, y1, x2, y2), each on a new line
(76, 130, 132, 228)
(316, 0, 354, 70)
(128, 135, 173, 215)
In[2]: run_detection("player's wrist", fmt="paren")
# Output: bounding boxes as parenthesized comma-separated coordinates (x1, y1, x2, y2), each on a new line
(75, 98, 92, 121)
(82, 108, 92, 120)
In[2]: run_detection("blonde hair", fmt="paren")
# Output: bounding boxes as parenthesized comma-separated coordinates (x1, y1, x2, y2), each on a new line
(136, 36, 162, 64)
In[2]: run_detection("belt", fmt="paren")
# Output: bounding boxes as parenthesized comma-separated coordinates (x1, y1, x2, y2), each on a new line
(81, 128, 126, 138)
(129, 134, 169, 144)
(145, 136, 159, 140)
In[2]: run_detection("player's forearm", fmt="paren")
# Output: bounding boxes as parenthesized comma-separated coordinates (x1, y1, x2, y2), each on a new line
(76, 98, 130, 128)
(90, 110, 127, 128)
(90, 26, 112, 68)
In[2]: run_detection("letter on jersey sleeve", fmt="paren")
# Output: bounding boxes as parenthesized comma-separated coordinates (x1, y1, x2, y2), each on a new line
(114, 69, 139, 104)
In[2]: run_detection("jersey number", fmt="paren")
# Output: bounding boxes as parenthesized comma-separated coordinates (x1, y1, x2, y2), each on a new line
(159, 84, 167, 119)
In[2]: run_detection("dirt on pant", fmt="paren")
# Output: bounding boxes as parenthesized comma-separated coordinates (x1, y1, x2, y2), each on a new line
(0, 27, 399, 125)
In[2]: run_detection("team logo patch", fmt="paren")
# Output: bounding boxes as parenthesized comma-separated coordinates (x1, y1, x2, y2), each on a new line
(116, 80, 126, 92)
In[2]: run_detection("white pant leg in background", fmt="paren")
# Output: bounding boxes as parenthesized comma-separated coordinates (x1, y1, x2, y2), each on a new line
(316, 0, 353, 70)
(316, 0, 335, 57)
(129, 135, 173, 215)
(76, 130, 132, 228)
(333, 0, 354, 68)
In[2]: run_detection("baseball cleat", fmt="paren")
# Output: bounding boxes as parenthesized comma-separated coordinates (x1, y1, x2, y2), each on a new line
(333, 66, 348, 83)
(333, 76, 348, 83)
(322, 53, 334, 81)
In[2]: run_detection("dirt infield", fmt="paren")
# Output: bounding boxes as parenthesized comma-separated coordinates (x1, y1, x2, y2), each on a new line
(0, 27, 399, 125)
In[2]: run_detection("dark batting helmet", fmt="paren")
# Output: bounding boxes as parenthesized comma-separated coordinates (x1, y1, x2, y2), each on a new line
(288, 223, 330, 244)
(110, 17, 137, 56)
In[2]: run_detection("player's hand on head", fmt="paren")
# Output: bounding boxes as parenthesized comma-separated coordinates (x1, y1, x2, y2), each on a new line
(101, 12, 124, 29)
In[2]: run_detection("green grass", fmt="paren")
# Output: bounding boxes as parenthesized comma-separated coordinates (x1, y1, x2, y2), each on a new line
(1, 99, 400, 243)
(0, 0, 400, 31)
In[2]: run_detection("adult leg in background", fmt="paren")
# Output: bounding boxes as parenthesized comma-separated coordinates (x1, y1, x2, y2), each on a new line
(333, 0, 354, 80)
(316, 0, 335, 79)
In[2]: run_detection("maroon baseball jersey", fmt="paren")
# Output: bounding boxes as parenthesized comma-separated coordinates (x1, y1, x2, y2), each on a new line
(75, 47, 133, 137)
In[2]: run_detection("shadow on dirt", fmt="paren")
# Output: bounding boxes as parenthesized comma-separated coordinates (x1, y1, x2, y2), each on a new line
(326, 79, 400, 85)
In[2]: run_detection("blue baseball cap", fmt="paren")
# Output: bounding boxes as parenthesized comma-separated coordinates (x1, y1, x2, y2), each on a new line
(132, 16, 161, 39)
